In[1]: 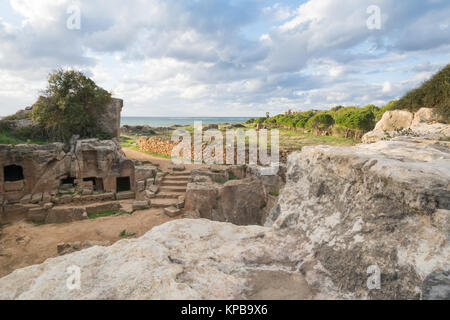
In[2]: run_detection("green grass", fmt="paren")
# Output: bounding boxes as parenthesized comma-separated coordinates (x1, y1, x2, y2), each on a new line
(87, 210, 135, 219)
(277, 129, 357, 152)
(119, 229, 137, 237)
(269, 190, 280, 197)
(119, 125, 357, 162)
(87, 210, 118, 219)
(0, 131, 46, 145)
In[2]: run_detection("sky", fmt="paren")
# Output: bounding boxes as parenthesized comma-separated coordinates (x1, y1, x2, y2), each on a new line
(0, 0, 449, 117)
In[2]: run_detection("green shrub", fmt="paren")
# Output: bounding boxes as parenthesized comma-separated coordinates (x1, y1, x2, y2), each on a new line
(245, 118, 255, 124)
(335, 109, 376, 132)
(295, 117, 309, 128)
(306, 112, 335, 130)
(255, 117, 266, 124)
(397, 64, 450, 123)
(32, 69, 111, 141)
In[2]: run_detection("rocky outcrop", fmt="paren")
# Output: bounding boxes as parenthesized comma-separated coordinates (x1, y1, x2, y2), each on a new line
(266, 137, 450, 299)
(185, 165, 283, 226)
(0, 219, 313, 300)
(362, 108, 450, 143)
(0, 138, 448, 300)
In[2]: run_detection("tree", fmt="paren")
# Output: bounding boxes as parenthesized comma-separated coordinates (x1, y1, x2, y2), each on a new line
(32, 69, 111, 141)
(306, 113, 335, 130)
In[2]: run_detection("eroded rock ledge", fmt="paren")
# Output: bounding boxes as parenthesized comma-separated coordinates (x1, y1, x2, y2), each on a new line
(0, 137, 448, 299)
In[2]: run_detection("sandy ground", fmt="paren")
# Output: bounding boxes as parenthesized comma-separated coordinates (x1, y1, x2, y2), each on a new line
(0, 207, 177, 278)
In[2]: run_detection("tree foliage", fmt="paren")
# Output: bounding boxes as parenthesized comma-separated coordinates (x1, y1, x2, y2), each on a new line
(32, 69, 111, 141)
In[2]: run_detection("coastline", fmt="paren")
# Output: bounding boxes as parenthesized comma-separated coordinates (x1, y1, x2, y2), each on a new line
(121, 116, 251, 127)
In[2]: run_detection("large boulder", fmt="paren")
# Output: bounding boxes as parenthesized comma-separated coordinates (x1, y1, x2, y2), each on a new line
(373, 110, 414, 131)
(362, 108, 449, 143)
(0, 219, 313, 300)
(215, 178, 266, 225)
(412, 108, 438, 125)
(266, 137, 450, 299)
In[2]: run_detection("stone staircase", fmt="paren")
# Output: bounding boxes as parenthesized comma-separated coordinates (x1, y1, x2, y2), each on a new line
(151, 171, 190, 209)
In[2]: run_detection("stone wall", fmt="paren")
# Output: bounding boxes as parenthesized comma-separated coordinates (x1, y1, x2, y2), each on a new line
(138, 136, 178, 157)
(97, 98, 123, 139)
(138, 135, 289, 164)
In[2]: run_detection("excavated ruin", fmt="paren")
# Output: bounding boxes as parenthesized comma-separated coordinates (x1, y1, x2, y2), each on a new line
(0, 135, 448, 300)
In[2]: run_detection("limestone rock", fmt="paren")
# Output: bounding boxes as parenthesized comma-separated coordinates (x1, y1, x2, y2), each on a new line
(362, 108, 449, 143)
(266, 137, 450, 299)
(132, 201, 149, 211)
(374, 110, 414, 131)
(96, 98, 123, 139)
(45, 207, 88, 224)
(0, 220, 306, 300)
(216, 178, 266, 225)
(421, 270, 450, 300)
(412, 108, 438, 125)
(164, 206, 182, 217)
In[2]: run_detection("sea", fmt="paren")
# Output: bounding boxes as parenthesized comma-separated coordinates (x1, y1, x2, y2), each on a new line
(121, 117, 251, 127)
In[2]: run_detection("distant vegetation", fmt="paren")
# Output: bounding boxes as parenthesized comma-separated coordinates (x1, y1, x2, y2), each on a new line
(247, 104, 390, 134)
(248, 63, 450, 133)
(395, 64, 449, 123)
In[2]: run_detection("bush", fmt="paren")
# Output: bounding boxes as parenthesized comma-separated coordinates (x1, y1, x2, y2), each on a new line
(335, 109, 376, 132)
(397, 64, 450, 123)
(245, 118, 255, 124)
(255, 117, 266, 124)
(32, 69, 111, 141)
(306, 112, 335, 130)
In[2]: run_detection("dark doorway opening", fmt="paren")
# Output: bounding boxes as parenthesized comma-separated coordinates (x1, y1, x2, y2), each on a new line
(4, 165, 24, 182)
(116, 177, 131, 193)
(61, 176, 76, 186)
(83, 177, 104, 192)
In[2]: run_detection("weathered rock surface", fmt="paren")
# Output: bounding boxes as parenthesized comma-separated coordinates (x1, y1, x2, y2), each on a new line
(266, 137, 450, 299)
(362, 108, 450, 143)
(96, 98, 123, 139)
(0, 219, 313, 300)
(185, 165, 282, 226)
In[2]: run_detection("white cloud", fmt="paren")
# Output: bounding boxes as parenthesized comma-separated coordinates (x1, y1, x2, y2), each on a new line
(0, 0, 449, 117)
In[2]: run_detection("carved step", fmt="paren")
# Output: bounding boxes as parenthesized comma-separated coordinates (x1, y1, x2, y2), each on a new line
(159, 186, 187, 193)
(150, 198, 178, 209)
(164, 176, 190, 182)
(170, 171, 191, 177)
(161, 181, 188, 187)
(154, 192, 184, 199)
